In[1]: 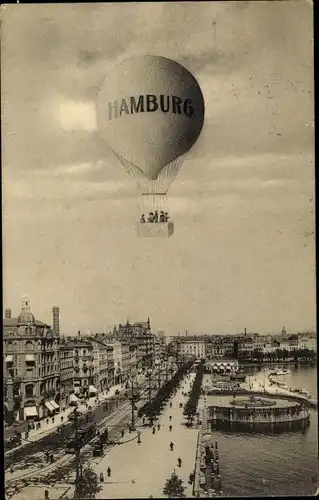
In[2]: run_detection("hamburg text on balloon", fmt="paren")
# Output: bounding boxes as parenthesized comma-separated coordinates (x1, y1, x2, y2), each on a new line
(107, 95, 195, 121)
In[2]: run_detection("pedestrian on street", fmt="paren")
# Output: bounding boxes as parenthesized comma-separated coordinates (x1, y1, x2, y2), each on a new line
(157, 423, 161, 430)
(169, 425, 172, 432)
(170, 402, 172, 408)
(107, 466, 111, 477)
(61, 416, 63, 423)
(121, 429, 124, 438)
(170, 441, 174, 451)
(169, 415, 172, 421)
(142, 417, 145, 425)
(52, 417, 55, 424)
(177, 457, 182, 467)
(46, 418, 49, 425)
(100, 472, 104, 482)
(152, 427, 155, 434)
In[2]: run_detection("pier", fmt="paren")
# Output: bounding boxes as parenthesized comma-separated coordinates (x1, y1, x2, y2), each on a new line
(193, 394, 222, 497)
(207, 394, 310, 432)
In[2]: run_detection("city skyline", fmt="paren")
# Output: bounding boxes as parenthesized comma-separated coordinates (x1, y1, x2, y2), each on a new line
(2, 298, 315, 338)
(3, 2, 315, 336)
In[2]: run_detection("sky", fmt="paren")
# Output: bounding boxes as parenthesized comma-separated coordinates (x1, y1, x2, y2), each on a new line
(2, 1, 315, 336)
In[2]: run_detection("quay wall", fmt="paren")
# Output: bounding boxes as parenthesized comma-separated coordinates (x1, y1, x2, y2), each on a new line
(208, 398, 310, 432)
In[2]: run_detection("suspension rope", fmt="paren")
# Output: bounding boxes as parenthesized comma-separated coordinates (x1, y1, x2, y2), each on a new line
(111, 150, 188, 195)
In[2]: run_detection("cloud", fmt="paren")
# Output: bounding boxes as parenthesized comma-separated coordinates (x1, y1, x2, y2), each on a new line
(54, 97, 96, 132)
(2, 0, 313, 177)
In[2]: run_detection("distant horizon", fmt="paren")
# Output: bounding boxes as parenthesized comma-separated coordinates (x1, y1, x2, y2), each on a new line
(3, 302, 316, 338)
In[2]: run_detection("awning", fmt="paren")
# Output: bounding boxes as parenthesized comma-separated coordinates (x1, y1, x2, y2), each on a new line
(45, 401, 55, 412)
(70, 394, 79, 403)
(50, 400, 60, 410)
(24, 406, 38, 418)
(6, 355, 14, 363)
(25, 354, 35, 362)
(89, 385, 98, 394)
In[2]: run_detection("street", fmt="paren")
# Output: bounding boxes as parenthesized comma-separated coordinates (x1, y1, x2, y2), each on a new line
(94, 372, 198, 498)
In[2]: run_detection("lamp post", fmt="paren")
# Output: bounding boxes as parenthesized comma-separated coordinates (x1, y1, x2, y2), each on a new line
(130, 376, 136, 431)
(146, 368, 153, 404)
(71, 407, 82, 487)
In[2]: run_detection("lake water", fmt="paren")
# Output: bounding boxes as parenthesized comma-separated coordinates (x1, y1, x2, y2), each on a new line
(203, 365, 318, 497)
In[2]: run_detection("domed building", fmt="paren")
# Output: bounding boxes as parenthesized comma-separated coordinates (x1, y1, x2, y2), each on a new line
(3, 299, 60, 422)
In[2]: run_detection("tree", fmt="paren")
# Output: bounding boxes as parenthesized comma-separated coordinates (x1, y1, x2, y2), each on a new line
(73, 466, 102, 499)
(163, 471, 186, 498)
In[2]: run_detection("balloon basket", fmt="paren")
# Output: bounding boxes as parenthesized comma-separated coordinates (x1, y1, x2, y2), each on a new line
(136, 222, 174, 238)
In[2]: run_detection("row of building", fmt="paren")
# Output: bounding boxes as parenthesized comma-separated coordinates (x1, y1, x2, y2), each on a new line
(3, 301, 165, 422)
(168, 328, 317, 361)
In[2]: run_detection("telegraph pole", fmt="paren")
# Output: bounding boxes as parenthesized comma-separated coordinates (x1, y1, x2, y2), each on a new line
(148, 373, 152, 403)
(165, 363, 170, 383)
(157, 366, 161, 390)
(73, 408, 81, 487)
(130, 376, 136, 431)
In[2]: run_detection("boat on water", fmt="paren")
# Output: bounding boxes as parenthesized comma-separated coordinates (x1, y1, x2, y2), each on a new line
(276, 382, 289, 390)
(290, 387, 312, 399)
(298, 388, 311, 397)
(273, 368, 291, 376)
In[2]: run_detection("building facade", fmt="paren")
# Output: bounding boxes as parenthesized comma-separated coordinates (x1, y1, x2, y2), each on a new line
(72, 340, 94, 395)
(106, 345, 115, 389)
(3, 300, 60, 421)
(59, 342, 74, 409)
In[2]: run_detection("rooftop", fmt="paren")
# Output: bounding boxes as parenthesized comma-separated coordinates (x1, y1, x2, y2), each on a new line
(3, 317, 49, 328)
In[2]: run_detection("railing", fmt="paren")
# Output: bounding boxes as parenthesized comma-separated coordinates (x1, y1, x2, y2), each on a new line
(209, 405, 310, 423)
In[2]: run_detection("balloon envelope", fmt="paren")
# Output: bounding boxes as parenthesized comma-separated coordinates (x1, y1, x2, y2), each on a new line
(96, 55, 205, 180)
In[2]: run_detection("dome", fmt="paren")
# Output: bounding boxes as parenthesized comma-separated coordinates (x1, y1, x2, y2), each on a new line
(18, 299, 35, 325)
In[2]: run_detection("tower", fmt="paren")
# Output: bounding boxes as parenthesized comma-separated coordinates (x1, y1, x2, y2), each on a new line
(5, 308, 11, 319)
(52, 306, 60, 336)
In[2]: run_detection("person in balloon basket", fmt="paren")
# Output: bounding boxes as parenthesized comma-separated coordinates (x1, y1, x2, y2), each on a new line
(159, 211, 165, 223)
(148, 212, 154, 223)
(140, 214, 146, 223)
(153, 210, 159, 223)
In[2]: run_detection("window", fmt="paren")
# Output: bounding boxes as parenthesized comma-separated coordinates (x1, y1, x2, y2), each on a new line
(7, 342, 13, 353)
(25, 384, 34, 397)
(25, 341, 33, 352)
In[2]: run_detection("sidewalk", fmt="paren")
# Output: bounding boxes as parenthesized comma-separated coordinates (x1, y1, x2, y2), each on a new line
(6, 384, 124, 450)
(94, 372, 198, 498)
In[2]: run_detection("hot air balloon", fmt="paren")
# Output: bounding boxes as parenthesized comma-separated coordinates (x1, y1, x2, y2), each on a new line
(96, 55, 205, 237)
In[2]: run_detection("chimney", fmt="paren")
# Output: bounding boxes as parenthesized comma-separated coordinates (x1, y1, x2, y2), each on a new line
(52, 306, 60, 336)
(244, 328, 247, 336)
(5, 308, 11, 319)
(78, 330, 81, 339)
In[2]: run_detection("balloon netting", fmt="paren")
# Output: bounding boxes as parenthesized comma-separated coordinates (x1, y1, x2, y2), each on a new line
(111, 149, 185, 195)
